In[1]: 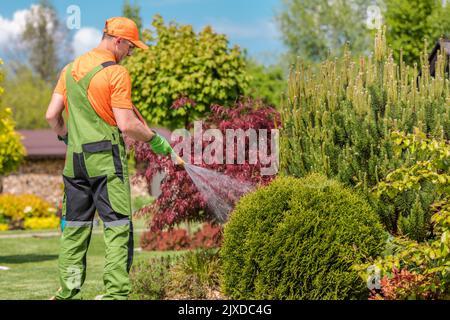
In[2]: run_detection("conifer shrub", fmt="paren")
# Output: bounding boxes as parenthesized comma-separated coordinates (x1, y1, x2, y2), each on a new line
(280, 29, 449, 188)
(279, 28, 450, 237)
(220, 174, 387, 299)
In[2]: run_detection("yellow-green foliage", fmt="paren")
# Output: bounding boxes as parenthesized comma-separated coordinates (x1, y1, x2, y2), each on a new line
(221, 174, 387, 300)
(0, 194, 57, 230)
(1, 65, 53, 129)
(124, 15, 250, 129)
(0, 59, 25, 174)
(357, 130, 450, 297)
(280, 28, 449, 189)
(375, 129, 450, 240)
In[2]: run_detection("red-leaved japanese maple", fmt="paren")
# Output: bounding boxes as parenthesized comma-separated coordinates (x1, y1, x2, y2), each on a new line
(127, 98, 280, 231)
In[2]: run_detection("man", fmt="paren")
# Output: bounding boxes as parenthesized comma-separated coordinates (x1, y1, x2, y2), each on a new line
(46, 17, 173, 300)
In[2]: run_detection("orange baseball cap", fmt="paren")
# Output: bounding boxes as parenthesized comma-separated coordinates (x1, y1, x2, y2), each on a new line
(103, 17, 148, 50)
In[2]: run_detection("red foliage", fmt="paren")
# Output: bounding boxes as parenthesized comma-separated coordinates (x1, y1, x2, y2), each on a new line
(190, 223, 223, 249)
(369, 268, 439, 300)
(128, 98, 280, 231)
(171, 96, 196, 110)
(140, 228, 191, 251)
(140, 223, 223, 251)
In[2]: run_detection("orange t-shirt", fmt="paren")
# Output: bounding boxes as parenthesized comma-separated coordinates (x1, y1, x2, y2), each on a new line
(54, 48, 133, 126)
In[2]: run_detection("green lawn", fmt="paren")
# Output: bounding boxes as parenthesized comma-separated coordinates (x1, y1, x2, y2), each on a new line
(0, 218, 172, 300)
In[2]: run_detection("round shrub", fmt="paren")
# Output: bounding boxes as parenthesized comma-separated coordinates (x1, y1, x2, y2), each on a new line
(220, 174, 387, 300)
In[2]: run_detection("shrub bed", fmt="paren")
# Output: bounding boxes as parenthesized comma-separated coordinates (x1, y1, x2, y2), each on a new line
(221, 174, 387, 299)
(130, 250, 223, 300)
(140, 223, 223, 251)
(0, 194, 58, 230)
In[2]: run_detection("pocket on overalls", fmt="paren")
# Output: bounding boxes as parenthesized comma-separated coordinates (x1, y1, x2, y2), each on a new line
(82, 140, 115, 178)
(108, 140, 131, 215)
(106, 174, 131, 216)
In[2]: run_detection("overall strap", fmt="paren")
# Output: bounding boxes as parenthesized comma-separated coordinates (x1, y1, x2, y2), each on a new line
(77, 61, 117, 89)
(64, 61, 119, 150)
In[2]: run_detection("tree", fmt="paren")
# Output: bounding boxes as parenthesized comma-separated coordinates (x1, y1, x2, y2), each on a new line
(122, 0, 142, 35)
(276, 0, 373, 64)
(0, 59, 25, 190)
(385, 0, 450, 65)
(1, 64, 52, 129)
(245, 59, 287, 108)
(21, 0, 69, 83)
(123, 15, 250, 130)
(129, 99, 280, 230)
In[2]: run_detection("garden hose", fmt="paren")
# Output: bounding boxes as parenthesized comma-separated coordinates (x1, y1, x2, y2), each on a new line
(173, 153, 186, 167)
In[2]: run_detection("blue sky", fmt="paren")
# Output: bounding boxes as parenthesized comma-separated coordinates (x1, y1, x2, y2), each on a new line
(0, 0, 286, 65)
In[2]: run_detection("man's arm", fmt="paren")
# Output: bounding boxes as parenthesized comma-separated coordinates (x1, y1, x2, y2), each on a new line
(113, 107, 155, 142)
(45, 93, 67, 137)
(113, 107, 174, 157)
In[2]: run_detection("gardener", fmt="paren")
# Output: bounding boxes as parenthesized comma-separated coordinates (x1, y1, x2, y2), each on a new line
(45, 17, 173, 300)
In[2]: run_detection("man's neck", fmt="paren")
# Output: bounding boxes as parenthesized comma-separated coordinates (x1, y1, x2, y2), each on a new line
(96, 41, 117, 61)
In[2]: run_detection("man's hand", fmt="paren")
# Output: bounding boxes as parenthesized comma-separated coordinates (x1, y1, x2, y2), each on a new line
(148, 133, 173, 156)
(46, 93, 67, 137)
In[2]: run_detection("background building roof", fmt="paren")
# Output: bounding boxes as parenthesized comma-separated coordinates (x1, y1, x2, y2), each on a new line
(18, 128, 173, 159)
(18, 130, 66, 159)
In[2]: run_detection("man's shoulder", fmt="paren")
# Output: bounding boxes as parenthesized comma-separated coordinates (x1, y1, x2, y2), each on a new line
(56, 63, 71, 80)
(105, 64, 131, 79)
(107, 64, 129, 73)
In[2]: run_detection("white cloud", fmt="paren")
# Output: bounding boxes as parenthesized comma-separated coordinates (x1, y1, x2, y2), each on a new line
(0, 8, 30, 46)
(72, 27, 102, 57)
(0, 4, 65, 58)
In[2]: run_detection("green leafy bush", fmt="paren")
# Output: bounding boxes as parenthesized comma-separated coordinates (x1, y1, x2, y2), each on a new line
(1, 65, 52, 129)
(385, 0, 450, 65)
(0, 107, 24, 176)
(355, 130, 450, 299)
(374, 129, 449, 241)
(0, 60, 25, 175)
(124, 15, 250, 129)
(245, 59, 286, 107)
(221, 174, 387, 300)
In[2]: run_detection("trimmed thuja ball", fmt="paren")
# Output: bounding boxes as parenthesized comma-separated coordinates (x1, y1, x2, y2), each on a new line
(220, 174, 387, 299)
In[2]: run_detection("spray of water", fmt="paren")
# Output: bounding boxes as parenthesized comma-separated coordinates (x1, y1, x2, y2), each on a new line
(184, 163, 255, 223)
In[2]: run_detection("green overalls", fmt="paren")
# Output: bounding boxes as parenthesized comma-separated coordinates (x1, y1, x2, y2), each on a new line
(55, 61, 133, 300)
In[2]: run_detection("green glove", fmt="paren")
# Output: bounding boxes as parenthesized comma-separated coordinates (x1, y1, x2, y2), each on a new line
(148, 133, 173, 156)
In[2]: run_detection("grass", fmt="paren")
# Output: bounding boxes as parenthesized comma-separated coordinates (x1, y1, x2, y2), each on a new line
(0, 218, 176, 300)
